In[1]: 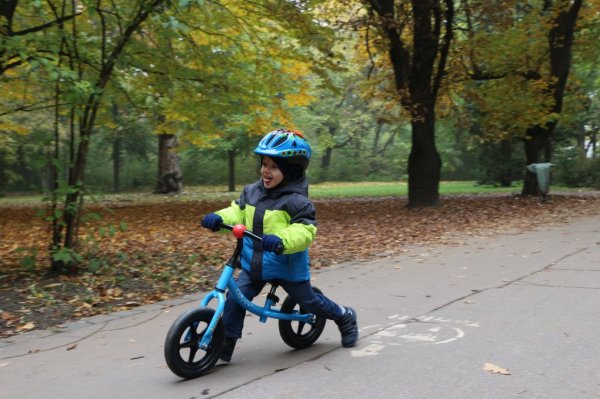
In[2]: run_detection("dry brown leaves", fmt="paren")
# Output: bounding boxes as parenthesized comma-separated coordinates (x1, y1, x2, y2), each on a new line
(1, 192, 600, 337)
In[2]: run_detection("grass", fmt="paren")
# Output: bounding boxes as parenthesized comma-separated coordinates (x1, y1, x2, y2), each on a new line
(309, 181, 519, 198)
(309, 181, 592, 199)
(0, 181, 592, 207)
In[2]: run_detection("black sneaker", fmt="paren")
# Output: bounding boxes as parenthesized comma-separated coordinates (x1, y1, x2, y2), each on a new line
(219, 337, 237, 362)
(336, 307, 358, 348)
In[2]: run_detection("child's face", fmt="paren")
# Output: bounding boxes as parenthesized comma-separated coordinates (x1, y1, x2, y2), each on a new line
(261, 156, 284, 189)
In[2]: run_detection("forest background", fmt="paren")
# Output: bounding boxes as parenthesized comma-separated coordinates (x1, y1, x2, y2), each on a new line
(1, 0, 600, 336)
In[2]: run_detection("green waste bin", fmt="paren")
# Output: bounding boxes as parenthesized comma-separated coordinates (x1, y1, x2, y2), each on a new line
(526, 163, 553, 195)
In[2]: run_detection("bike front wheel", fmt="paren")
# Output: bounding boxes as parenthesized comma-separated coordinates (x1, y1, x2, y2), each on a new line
(164, 307, 224, 379)
(278, 287, 327, 349)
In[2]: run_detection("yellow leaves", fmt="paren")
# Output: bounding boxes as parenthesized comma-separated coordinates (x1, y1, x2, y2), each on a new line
(271, 106, 294, 128)
(483, 362, 511, 375)
(579, 0, 600, 26)
(285, 92, 314, 107)
(154, 121, 178, 136)
(151, 94, 223, 147)
(17, 322, 36, 332)
(2, 311, 37, 333)
(188, 31, 214, 47)
(464, 74, 557, 140)
(250, 111, 275, 136)
(244, 104, 295, 134)
(279, 63, 318, 106)
(187, 29, 240, 48)
(0, 120, 30, 135)
(285, 80, 315, 107)
(281, 62, 311, 77)
(101, 287, 123, 300)
(182, 130, 221, 147)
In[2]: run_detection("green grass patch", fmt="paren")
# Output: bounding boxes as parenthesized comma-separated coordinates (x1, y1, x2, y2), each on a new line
(309, 181, 520, 198)
(310, 182, 405, 198)
(0, 181, 593, 207)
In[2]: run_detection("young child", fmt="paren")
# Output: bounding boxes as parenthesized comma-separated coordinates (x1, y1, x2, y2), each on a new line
(201, 129, 359, 362)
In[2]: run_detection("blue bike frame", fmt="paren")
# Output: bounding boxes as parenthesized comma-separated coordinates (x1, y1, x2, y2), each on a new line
(197, 225, 316, 350)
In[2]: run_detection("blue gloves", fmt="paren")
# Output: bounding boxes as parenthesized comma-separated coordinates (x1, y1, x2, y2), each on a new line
(201, 214, 283, 254)
(262, 234, 283, 254)
(201, 213, 223, 231)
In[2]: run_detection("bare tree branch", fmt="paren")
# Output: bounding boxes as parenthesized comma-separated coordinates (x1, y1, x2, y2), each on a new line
(11, 13, 81, 36)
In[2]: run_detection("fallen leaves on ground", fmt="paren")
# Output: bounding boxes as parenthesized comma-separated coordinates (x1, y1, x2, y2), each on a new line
(1, 192, 600, 338)
(483, 362, 511, 375)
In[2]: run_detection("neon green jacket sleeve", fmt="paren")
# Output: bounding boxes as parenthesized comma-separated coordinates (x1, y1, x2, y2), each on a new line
(278, 222, 317, 254)
(215, 201, 244, 226)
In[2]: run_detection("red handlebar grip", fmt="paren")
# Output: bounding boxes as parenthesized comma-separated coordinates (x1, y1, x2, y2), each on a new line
(232, 224, 247, 239)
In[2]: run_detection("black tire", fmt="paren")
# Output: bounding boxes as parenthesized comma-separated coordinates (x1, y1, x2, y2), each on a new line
(164, 307, 224, 379)
(278, 287, 327, 349)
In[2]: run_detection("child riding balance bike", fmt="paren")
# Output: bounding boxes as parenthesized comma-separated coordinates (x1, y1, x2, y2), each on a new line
(164, 129, 359, 378)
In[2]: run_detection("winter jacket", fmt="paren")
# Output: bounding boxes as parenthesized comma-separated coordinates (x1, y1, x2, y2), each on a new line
(215, 177, 317, 282)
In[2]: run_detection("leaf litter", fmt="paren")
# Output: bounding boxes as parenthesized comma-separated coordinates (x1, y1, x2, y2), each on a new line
(1, 192, 600, 338)
(483, 362, 511, 375)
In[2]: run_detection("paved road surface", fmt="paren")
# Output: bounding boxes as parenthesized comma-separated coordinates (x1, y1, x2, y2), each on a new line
(1, 214, 599, 399)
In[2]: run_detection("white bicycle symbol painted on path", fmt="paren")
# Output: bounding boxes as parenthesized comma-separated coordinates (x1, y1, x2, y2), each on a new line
(352, 314, 481, 358)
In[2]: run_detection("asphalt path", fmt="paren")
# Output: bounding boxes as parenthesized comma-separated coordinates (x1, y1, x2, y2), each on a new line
(1, 214, 599, 399)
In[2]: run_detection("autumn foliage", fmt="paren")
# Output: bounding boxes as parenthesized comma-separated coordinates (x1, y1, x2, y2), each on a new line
(2, 193, 600, 337)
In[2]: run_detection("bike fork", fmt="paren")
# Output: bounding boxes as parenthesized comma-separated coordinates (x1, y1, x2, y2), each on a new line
(197, 265, 234, 350)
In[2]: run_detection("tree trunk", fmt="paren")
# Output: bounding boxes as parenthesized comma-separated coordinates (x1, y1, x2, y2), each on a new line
(63, 119, 94, 247)
(50, 76, 63, 273)
(16, 144, 34, 189)
(499, 139, 513, 187)
(575, 122, 587, 159)
(0, 152, 8, 194)
(155, 133, 183, 194)
(522, 125, 550, 196)
(407, 106, 441, 207)
(368, 0, 453, 207)
(372, 121, 383, 154)
(320, 147, 333, 182)
(112, 137, 121, 193)
(521, 0, 582, 196)
(40, 0, 167, 273)
(227, 149, 235, 192)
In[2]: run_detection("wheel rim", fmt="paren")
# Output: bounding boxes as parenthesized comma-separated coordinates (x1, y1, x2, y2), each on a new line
(291, 307, 315, 337)
(179, 322, 203, 363)
(279, 301, 326, 349)
(178, 321, 211, 366)
(165, 308, 224, 379)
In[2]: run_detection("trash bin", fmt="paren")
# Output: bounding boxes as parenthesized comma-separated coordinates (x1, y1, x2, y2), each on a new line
(526, 163, 553, 195)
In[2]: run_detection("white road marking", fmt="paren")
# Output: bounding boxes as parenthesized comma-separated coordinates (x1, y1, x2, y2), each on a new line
(354, 315, 480, 357)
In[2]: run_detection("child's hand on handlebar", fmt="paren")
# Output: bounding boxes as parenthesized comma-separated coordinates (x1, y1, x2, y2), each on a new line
(262, 234, 283, 254)
(201, 213, 223, 231)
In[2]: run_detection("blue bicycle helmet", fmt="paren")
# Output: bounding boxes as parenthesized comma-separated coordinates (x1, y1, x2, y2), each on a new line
(254, 129, 312, 170)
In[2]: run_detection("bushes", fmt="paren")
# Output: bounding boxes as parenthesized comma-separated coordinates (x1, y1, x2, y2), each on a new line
(554, 148, 600, 188)
(473, 139, 523, 187)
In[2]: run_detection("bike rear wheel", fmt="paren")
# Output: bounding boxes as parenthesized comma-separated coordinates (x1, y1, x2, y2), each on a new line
(278, 287, 327, 349)
(164, 307, 224, 379)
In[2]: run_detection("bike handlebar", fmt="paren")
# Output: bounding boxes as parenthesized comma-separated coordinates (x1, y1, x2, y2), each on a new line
(218, 223, 284, 255)
(219, 223, 261, 240)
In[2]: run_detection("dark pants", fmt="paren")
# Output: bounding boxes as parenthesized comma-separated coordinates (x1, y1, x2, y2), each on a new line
(223, 269, 344, 339)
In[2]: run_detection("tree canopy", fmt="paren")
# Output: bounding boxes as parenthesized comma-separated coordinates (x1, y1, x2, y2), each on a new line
(2, 0, 600, 271)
